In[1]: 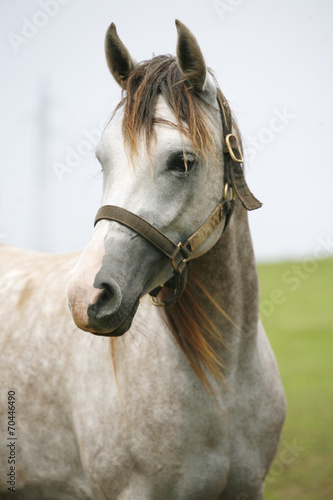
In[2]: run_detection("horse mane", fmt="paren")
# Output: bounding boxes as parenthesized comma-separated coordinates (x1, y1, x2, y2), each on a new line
(110, 55, 241, 392)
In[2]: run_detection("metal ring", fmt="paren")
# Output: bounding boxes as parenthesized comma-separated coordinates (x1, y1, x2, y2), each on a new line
(223, 183, 236, 201)
(151, 296, 166, 307)
(223, 183, 229, 200)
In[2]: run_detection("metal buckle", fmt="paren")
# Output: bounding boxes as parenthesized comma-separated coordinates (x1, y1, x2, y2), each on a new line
(225, 134, 244, 163)
(169, 242, 188, 271)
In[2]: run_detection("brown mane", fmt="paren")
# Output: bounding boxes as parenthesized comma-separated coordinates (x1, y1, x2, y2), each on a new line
(110, 55, 239, 391)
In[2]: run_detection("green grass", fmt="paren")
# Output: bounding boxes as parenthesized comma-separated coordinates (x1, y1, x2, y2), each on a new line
(257, 257, 333, 499)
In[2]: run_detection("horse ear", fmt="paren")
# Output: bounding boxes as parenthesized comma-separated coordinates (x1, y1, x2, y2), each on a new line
(105, 23, 136, 88)
(175, 20, 216, 101)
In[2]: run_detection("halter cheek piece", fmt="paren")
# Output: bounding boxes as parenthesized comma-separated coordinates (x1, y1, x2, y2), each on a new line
(94, 94, 262, 306)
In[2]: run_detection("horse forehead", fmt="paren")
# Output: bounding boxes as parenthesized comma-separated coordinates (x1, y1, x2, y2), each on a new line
(96, 96, 192, 161)
(154, 97, 177, 123)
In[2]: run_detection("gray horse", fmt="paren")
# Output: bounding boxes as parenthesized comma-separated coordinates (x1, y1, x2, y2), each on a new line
(0, 21, 285, 499)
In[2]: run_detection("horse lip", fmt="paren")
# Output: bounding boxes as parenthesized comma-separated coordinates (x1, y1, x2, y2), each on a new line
(87, 298, 140, 337)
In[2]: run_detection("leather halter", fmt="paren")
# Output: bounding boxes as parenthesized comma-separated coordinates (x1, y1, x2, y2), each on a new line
(94, 92, 261, 306)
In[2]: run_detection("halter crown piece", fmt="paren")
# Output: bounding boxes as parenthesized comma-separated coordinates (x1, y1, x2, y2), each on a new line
(94, 94, 262, 307)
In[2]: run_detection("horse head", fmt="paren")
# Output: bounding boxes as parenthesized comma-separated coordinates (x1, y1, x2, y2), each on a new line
(67, 21, 258, 336)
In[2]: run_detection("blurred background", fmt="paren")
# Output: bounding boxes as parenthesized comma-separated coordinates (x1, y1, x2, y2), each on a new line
(1, 1, 332, 497)
(1, 0, 332, 260)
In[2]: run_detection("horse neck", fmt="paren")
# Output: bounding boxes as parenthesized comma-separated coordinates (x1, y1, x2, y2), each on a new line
(190, 201, 259, 359)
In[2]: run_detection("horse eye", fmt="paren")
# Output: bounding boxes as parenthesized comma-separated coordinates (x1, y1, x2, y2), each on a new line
(169, 153, 196, 175)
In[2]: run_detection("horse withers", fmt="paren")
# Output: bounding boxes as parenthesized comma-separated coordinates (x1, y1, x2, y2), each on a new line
(0, 21, 285, 500)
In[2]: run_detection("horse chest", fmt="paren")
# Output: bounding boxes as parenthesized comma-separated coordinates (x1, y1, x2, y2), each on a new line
(70, 335, 229, 498)
(70, 330, 277, 500)
(74, 388, 230, 499)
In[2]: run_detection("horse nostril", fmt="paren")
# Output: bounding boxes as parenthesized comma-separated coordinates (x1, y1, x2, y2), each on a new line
(98, 285, 114, 306)
(93, 279, 122, 318)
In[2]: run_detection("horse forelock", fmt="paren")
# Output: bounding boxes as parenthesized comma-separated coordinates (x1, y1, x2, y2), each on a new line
(112, 55, 220, 165)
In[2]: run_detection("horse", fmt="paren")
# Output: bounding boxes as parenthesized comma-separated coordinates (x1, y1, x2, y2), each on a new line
(0, 20, 286, 500)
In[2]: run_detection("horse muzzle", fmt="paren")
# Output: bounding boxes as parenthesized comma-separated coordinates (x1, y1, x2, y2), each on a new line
(67, 223, 172, 336)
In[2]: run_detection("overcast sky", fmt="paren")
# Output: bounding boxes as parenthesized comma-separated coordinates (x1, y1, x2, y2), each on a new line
(1, 0, 332, 261)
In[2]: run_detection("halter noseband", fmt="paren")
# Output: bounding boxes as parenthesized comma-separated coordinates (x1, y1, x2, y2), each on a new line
(93, 93, 261, 306)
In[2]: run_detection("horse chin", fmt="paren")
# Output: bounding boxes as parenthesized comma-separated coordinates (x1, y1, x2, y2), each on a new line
(86, 298, 140, 337)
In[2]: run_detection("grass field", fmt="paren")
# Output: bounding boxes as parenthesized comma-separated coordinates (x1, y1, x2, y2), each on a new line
(257, 257, 333, 499)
